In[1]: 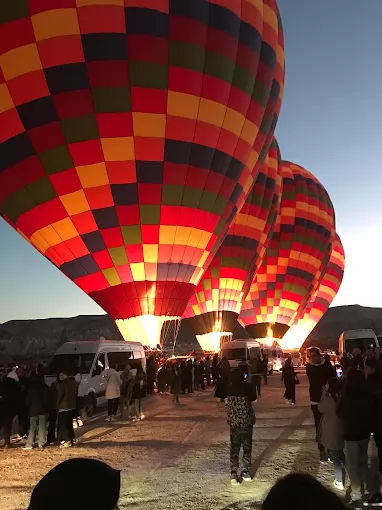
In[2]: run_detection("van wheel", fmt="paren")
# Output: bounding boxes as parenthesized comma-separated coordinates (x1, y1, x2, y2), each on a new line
(86, 393, 97, 417)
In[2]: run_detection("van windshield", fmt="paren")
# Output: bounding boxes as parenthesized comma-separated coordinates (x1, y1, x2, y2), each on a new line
(223, 348, 247, 361)
(345, 338, 376, 353)
(47, 353, 95, 375)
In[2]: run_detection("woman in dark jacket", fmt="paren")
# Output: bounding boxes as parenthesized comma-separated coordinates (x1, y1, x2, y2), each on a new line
(132, 367, 147, 420)
(57, 371, 78, 448)
(215, 357, 231, 402)
(169, 363, 181, 404)
(23, 368, 49, 450)
(281, 358, 297, 404)
(46, 376, 60, 445)
(0, 372, 21, 448)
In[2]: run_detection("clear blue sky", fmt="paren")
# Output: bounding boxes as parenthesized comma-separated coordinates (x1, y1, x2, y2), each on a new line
(1, 0, 382, 323)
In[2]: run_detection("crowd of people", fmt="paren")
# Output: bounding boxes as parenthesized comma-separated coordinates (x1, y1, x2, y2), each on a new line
(2, 346, 382, 508)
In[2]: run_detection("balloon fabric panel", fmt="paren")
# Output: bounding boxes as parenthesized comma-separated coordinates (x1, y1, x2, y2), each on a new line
(0, 0, 284, 324)
(239, 161, 336, 338)
(280, 233, 345, 350)
(183, 138, 282, 335)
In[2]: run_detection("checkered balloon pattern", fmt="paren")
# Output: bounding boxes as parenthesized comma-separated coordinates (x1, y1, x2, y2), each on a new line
(0, 0, 285, 321)
(294, 233, 345, 334)
(239, 161, 336, 339)
(183, 138, 282, 336)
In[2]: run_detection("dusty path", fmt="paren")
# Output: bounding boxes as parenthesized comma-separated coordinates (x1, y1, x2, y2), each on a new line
(0, 373, 336, 510)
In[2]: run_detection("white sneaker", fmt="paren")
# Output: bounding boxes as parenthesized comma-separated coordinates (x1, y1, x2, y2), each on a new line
(333, 480, 344, 491)
(73, 420, 78, 429)
(77, 418, 83, 427)
(105, 416, 111, 422)
(22, 445, 33, 450)
(140, 413, 145, 420)
(350, 492, 362, 502)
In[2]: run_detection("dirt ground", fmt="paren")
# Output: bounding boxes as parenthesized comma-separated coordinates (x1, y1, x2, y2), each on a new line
(0, 373, 338, 510)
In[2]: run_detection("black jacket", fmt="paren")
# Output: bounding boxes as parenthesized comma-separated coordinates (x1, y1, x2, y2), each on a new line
(281, 364, 296, 385)
(26, 378, 49, 417)
(0, 377, 21, 417)
(367, 373, 382, 432)
(57, 377, 78, 410)
(337, 393, 373, 441)
(306, 359, 335, 404)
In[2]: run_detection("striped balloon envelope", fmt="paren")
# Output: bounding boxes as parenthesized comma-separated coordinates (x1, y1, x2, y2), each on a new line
(239, 161, 336, 342)
(281, 233, 345, 350)
(183, 138, 283, 352)
(0, 0, 284, 348)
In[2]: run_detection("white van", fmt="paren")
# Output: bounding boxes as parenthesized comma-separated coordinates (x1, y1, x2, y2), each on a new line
(339, 329, 379, 356)
(46, 339, 145, 414)
(262, 344, 284, 374)
(220, 339, 262, 368)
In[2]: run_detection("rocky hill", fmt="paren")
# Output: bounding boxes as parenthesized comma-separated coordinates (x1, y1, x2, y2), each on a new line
(0, 305, 381, 363)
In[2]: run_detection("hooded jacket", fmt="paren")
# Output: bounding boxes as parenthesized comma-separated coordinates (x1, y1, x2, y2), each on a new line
(306, 358, 335, 404)
(227, 369, 256, 429)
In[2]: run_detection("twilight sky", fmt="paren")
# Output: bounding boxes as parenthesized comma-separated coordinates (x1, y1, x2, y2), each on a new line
(1, 0, 382, 323)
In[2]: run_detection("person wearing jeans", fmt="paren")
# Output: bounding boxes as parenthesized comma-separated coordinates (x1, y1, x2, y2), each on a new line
(23, 367, 48, 450)
(337, 368, 373, 503)
(227, 365, 257, 485)
(102, 363, 121, 423)
(306, 347, 336, 462)
(318, 377, 345, 490)
(132, 367, 147, 420)
(25, 415, 46, 449)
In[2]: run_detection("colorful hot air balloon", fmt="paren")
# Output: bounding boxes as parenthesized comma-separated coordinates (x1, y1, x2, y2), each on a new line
(239, 161, 336, 343)
(0, 0, 284, 348)
(183, 139, 283, 353)
(281, 233, 345, 351)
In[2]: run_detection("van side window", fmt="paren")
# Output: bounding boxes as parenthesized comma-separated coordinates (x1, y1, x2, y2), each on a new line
(108, 351, 133, 371)
(128, 351, 144, 371)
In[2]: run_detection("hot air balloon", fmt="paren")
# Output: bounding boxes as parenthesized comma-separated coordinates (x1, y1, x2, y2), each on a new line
(183, 138, 283, 353)
(239, 161, 336, 344)
(281, 233, 345, 351)
(0, 0, 284, 348)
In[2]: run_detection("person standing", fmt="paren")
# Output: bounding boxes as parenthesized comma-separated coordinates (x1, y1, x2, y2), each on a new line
(23, 367, 48, 450)
(102, 363, 121, 422)
(0, 368, 21, 448)
(215, 357, 231, 403)
(227, 366, 257, 485)
(119, 364, 135, 419)
(281, 358, 297, 405)
(46, 375, 60, 445)
(146, 357, 156, 395)
(306, 347, 336, 462)
(132, 367, 147, 420)
(212, 354, 219, 385)
(205, 356, 212, 386)
(193, 359, 201, 392)
(337, 368, 373, 505)
(364, 358, 382, 506)
(156, 363, 168, 394)
(317, 377, 345, 491)
(57, 370, 78, 448)
(249, 355, 262, 398)
(169, 362, 181, 404)
(262, 354, 269, 386)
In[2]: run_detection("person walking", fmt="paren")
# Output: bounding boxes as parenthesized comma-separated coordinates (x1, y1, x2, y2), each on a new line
(227, 365, 257, 485)
(119, 364, 135, 419)
(193, 359, 201, 391)
(306, 347, 336, 462)
(169, 362, 181, 404)
(102, 363, 121, 422)
(212, 353, 219, 385)
(317, 377, 345, 491)
(57, 370, 78, 448)
(23, 367, 49, 450)
(281, 358, 297, 405)
(205, 356, 212, 386)
(337, 368, 373, 505)
(185, 359, 194, 394)
(132, 367, 147, 420)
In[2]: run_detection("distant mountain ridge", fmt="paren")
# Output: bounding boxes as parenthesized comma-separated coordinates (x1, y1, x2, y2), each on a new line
(0, 305, 381, 363)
